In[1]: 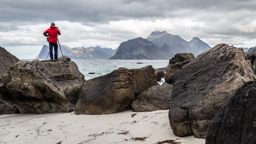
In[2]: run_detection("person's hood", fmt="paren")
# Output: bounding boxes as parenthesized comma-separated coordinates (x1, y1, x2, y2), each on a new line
(50, 26, 56, 29)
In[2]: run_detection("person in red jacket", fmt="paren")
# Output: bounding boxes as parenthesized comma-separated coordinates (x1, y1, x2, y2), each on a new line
(43, 22, 61, 60)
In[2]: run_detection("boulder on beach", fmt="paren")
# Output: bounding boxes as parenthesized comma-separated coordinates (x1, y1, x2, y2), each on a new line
(169, 44, 256, 138)
(0, 56, 85, 113)
(75, 66, 157, 114)
(206, 81, 256, 144)
(131, 83, 173, 112)
(0, 47, 20, 114)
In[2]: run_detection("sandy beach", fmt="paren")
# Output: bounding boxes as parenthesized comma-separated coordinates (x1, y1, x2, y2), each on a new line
(0, 110, 205, 144)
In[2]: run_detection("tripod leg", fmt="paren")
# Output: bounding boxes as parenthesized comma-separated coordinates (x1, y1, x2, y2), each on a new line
(58, 39, 64, 57)
(46, 52, 50, 60)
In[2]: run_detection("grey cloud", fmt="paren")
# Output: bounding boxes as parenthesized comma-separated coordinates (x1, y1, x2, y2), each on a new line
(1, 0, 256, 48)
(1, 0, 255, 24)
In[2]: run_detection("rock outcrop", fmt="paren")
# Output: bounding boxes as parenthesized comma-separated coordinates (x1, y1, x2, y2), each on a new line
(131, 83, 173, 112)
(169, 53, 195, 65)
(75, 66, 157, 114)
(165, 53, 195, 84)
(206, 81, 256, 144)
(0, 56, 85, 113)
(0, 47, 19, 77)
(0, 47, 20, 114)
(164, 62, 190, 84)
(169, 44, 256, 138)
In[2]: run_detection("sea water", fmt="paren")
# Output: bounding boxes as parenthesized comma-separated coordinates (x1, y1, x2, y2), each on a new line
(73, 59, 169, 80)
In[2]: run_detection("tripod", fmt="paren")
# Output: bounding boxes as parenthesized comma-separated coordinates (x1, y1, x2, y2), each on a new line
(46, 39, 64, 60)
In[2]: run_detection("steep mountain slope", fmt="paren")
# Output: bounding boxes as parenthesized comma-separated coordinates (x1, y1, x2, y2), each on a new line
(111, 31, 211, 59)
(110, 37, 164, 59)
(189, 37, 211, 55)
(147, 31, 210, 56)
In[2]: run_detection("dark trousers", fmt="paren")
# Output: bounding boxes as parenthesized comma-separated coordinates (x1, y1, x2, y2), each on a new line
(49, 42, 58, 60)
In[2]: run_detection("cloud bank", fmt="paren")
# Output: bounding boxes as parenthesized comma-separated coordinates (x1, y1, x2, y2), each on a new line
(1, 0, 256, 57)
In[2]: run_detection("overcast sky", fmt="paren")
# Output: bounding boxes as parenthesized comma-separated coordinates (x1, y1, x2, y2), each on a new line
(1, 0, 256, 59)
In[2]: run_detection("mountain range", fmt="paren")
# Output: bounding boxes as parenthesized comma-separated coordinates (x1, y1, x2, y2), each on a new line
(37, 31, 211, 60)
(36, 45, 117, 59)
(247, 46, 256, 53)
(111, 31, 211, 59)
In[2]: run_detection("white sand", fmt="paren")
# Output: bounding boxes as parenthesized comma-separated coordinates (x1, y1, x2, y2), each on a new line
(0, 110, 205, 144)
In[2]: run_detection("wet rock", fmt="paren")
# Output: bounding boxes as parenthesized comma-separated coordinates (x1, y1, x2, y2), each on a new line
(206, 81, 256, 144)
(169, 44, 255, 138)
(75, 66, 157, 114)
(131, 83, 173, 112)
(0, 56, 85, 113)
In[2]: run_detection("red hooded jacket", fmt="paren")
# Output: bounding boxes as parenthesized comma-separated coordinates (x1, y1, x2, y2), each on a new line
(43, 26, 61, 43)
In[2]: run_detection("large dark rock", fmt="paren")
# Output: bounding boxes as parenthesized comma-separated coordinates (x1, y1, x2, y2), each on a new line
(131, 83, 173, 112)
(0, 56, 85, 113)
(0, 47, 20, 114)
(169, 44, 256, 138)
(206, 81, 256, 144)
(0, 97, 19, 114)
(75, 66, 157, 114)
